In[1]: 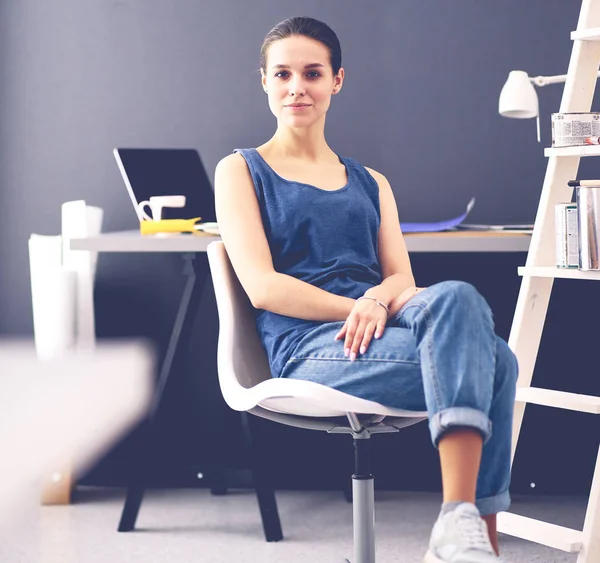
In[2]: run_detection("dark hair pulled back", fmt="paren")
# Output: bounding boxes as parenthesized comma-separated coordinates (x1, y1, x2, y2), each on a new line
(259, 17, 342, 75)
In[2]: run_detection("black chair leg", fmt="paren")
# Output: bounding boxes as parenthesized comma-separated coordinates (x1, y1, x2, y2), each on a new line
(241, 412, 283, 542)
(255, 487, 283, 542)
(208, 468, 228, 496)
(118, 487, 145, 532)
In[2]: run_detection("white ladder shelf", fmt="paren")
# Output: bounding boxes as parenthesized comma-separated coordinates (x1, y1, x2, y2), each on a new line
(497, 2, 600, 561)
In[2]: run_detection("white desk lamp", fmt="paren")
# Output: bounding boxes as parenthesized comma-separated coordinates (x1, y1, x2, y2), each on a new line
(498, 69, 600, 142)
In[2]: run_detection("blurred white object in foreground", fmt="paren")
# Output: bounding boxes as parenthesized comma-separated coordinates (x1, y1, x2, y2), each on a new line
(0, 340, 154, 525)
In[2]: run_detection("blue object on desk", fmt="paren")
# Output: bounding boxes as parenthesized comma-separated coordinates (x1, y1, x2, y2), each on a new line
(400, 197, 475, 233)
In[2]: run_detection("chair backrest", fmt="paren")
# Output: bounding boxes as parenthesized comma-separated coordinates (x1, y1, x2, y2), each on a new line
(207, 241, 272, 410)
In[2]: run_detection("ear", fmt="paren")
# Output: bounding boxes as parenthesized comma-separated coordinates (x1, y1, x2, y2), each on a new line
(260, 69, 268, 93)
(333, 67, 345, 94)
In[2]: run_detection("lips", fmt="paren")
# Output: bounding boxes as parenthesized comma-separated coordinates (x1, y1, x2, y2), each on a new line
(286, 104, 310, 107)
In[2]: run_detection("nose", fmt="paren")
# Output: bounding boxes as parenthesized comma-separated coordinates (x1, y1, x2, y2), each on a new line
(289, 76, 306, 97)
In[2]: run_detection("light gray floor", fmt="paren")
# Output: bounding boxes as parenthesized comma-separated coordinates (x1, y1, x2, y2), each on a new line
(1, 487, 584, 563)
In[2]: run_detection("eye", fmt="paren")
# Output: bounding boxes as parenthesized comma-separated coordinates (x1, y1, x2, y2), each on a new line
(274, 71, 289, 79)
(306, 71, 321, 78)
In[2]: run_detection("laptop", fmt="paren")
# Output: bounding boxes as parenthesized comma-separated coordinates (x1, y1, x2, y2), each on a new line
(113, 148, 217, 224)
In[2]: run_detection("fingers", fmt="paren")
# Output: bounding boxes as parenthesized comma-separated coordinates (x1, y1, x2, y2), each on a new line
(374, 318, 386, 340)
(343, 315, 359, 359)
(340, 301, 389, 360)
(346, 320, 384, 360)
(359, 321, 380, 356)
(346, 321, 366, 361)
(334, 321, 347, 341)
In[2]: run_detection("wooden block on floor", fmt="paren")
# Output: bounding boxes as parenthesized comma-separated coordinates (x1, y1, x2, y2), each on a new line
(41, 462, 73, 505)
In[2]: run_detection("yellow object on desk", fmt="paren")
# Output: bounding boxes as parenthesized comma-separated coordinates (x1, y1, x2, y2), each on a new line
(140, 218, 202, 235)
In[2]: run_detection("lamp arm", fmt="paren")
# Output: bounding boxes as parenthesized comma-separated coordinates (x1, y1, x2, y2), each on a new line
(531, 70, 600, 87)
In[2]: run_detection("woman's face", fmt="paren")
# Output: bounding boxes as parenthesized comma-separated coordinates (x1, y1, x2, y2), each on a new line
(261, 35, 343, 127)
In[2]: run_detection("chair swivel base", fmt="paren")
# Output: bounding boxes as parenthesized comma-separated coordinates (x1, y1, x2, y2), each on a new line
(348, 474, 376, 563)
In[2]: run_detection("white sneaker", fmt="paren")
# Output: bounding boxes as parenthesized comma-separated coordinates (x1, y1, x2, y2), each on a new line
(423, 503, 502, 562)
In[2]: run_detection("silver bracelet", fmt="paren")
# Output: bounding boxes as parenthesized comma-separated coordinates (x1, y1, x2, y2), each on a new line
(356, 295, 390, 315)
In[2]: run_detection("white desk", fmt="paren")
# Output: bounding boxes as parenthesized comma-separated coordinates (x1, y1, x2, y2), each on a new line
(71, 229, 531, 253)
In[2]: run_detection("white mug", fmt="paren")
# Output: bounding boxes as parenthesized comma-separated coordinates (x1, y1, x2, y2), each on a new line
(137, 195, 186, 221)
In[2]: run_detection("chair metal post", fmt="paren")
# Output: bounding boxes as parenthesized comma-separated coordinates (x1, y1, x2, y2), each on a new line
(352, 433, 375, 563)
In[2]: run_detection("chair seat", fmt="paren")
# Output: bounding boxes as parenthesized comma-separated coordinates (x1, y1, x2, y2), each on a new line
(226, 376, 428, 419)
(207, 239, 428, 424)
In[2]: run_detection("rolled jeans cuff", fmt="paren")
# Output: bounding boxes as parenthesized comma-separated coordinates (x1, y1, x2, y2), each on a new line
(429, 406, 492, 447)
(475, 489, 511, 517)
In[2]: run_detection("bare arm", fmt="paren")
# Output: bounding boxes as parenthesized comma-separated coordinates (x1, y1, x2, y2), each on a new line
(336, 167, 423, 359)
(362, 167, 418, 314)
(214, 153, 355, 321)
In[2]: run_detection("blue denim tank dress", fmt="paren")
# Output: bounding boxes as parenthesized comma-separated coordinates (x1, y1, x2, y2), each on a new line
(233, 148, 382, 378)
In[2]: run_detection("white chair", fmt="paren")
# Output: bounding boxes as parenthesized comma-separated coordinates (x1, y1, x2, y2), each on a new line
(207, 241, 427, 563)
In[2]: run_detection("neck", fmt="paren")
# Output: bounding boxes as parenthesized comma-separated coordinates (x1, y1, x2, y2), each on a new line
(268, 118, 333, 162)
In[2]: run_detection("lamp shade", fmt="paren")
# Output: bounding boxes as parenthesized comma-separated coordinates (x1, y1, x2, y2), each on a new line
(498, 70, 539, 119)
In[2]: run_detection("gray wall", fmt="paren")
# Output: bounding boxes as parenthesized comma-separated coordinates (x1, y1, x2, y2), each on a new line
(0, 0, 585, 333)
(1, 1, 598, 494)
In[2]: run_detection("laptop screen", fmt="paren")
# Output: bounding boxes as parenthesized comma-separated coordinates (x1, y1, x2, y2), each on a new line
(114, 148, 216, 222)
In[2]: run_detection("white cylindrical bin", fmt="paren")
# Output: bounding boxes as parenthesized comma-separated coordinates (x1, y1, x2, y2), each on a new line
(576, 186, 600, 271)
(29, 235, 77, 359)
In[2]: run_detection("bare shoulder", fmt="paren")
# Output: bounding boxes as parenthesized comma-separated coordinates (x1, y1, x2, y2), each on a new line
(214, 153, 255, 196)
(363, 166, 391, 190)
(215, 152, 249, 178)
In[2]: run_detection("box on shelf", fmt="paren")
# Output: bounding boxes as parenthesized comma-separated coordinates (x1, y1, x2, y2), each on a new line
(555, 203, 579, 268)
(551, 112, 600, 147)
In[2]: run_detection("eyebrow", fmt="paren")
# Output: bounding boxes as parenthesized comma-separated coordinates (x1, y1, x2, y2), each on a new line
(271, 63, 325, 70)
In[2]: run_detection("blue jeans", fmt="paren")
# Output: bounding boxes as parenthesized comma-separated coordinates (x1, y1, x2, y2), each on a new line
(279, 280, 519, 516)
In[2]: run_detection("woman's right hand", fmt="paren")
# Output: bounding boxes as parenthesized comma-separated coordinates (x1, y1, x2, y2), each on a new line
(334, 297, 388, 361)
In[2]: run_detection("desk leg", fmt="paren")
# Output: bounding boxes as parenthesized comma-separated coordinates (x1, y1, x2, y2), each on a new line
(117, 253, 282, 542)
(118, 253, 207, 532)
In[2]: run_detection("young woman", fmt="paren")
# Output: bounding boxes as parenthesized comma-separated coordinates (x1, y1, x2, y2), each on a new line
(214, 16, 518, 563)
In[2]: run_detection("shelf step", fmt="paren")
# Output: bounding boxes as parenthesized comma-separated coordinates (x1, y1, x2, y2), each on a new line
(545, 145, 600, 157)
(497, 512, 582, 552)
(518, 266, 600, 280)
(516, 387, 600, 414)
(571, 27, 600, 41)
